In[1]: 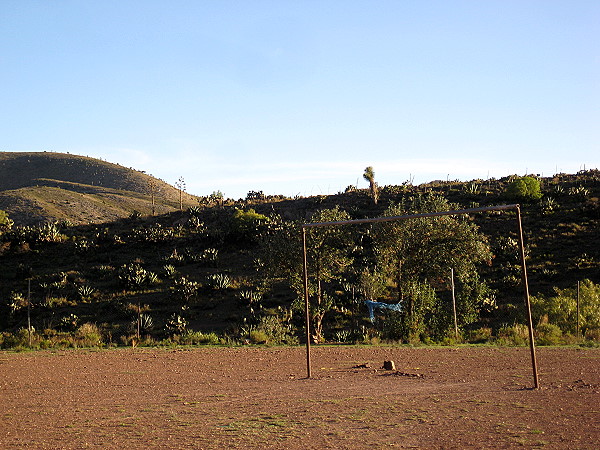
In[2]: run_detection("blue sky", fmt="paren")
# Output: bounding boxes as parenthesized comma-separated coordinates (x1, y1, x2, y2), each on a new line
(1, 1, 598, 199)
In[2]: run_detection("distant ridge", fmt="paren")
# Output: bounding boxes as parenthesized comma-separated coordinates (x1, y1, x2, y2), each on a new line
(0, 152, 197, 225)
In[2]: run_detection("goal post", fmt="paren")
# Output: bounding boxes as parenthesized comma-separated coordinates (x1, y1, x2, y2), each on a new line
(301, 204, 539, 389)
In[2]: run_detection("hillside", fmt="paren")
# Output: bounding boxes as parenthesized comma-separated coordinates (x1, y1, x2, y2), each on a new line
(0, 152, 198, 225)
(0, 165, 598, 351)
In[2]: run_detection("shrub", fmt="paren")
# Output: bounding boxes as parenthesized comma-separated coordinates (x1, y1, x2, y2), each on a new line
(378, 280, 438, 343)
(120, 334, 155, 347)
(188, 216, 204, 229)
(440, 327, 464, 346)
(60, 314, 80, 332)
(496, 323, 529, 346)
(531, 280, 600, 335)
(138, 314, 154, 333)
(333, 329, 352, 343)
(380, 310, 405, 342)
(464, 182, 481, 195)
(179, 330, 221, 345)
(0, 329, 35, 349)
(201, 248, 218, 264)
(43, 296, 69, 308)
(0, 209, 14, 234)
(132, 224, 174, 242)
(129, 210, 142, 220)
(241, 316, 298, 345)
(540, 196, 558, 214)
(36, 222, 65, 243)
(171, 277, 200, 303)
(75, 323, 103, 347)
(247, 329, 269, 344)
(118, 262, 150, 288)
(188, 206, 202, 217)
(164, 249, 184, 264)
(584, 328, 600, 342)
(506, 176, 542, 201)
(535, 323, 563, 345)
(465, 327, 493, 343)
(230, 208, 269, 242)
(92, 265, 115, 280)
(165, 314, 187, 335)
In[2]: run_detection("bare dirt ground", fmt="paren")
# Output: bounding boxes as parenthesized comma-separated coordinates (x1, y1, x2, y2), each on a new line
(1, 346, 599, 449)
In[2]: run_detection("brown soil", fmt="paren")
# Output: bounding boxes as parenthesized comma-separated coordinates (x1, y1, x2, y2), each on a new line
(1, 346, 599, 449)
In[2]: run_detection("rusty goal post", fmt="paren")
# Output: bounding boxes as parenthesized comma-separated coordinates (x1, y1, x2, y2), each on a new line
(301, 204, 539, 389)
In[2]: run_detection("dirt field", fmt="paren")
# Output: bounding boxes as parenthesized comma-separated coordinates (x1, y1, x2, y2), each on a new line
(1, 346, 599, 449)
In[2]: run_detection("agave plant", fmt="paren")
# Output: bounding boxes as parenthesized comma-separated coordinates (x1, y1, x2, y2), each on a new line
(568, 186, 590, 199)
(163, 264, 177, 278)
(188, 206, 202, 217)
(540, 196, 558, 214)
(208, 273, 232, 290)
(118, 262, 149, 288)
(78, 285, 96, 301)
(188, 216, 204, 229)
(202, 248, 218, 262)
(37, 222, 63, 243)
(464, 182, 481, 195)
(148, 272, 160, 285)
(165, 313, 187, 335)
(238, 290, 262, 304)
(131, 313, 154, 336)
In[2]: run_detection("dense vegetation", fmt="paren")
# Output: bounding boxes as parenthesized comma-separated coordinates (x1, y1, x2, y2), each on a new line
(1, 162, 599, 350)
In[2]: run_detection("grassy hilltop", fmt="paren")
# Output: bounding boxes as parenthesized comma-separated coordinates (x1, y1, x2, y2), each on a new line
(0, 152, 198, 225)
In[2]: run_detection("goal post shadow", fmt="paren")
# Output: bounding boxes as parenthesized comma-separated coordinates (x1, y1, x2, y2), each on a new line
(301, 204, 540, 389)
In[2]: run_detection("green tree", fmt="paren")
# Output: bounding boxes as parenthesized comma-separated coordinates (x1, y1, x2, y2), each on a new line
(260, 206, 355, 343)
(302, 207, 355, 342)
(531, 279, 600, 335)
(363, 166, 379, 205)
(506, 176, 542, 201)
(373, 193, 493, 339)
(231, 208, 269, 243)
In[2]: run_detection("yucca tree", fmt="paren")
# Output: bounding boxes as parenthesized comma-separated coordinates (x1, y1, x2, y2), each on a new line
(363, 166, 379, 205)
(175, 176, 186, 211)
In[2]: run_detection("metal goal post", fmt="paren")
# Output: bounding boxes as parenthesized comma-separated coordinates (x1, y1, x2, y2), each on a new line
(301, 204, 539, 389)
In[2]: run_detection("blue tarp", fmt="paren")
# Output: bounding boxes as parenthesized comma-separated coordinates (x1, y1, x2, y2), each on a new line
(365, 300, 402, 322)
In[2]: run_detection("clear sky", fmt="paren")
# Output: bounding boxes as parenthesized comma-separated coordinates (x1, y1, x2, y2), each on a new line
(1, 1, 598, 199)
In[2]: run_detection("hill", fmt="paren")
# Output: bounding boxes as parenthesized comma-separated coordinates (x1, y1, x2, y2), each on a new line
(0, 163, 598, 351)
(0, 152, 198, 225)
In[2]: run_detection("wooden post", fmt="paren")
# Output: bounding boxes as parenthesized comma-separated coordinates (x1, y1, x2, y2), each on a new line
(302, 228, 311, 379)
(27, 279, 32, 347)
(451, 268, 458, 341)
(516, 206, 539, 389)
(576, 281, 580, 338)
(137, 301, 141, 340)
